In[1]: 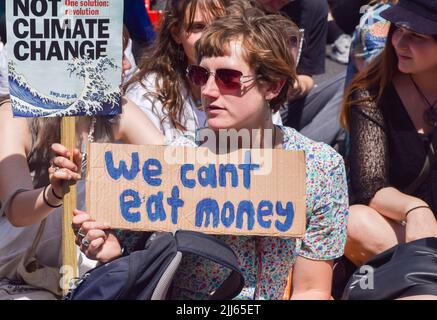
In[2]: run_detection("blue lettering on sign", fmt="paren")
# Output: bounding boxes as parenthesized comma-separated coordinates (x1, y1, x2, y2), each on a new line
(119, 189, 141, 223)
(238, 163, 260, 189)
(275, 202, 294, 232)
(180, 164, 195, 188)
(221, 201, 235, 228)
(105, 151, 140, 180)
(198, 165, 217, 188)
(146, 192, 166, 222)
(167, 186, 184, 224)
(236, 201, 255, 230)
(195, 199, 219, 228)
(257, 200, 273, 229)
(219, 164, 238, 188)
(142, 158, 162, 187)
(109, 150, 296, 233)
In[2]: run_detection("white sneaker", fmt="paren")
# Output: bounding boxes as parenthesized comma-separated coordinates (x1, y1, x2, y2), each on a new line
(327, 34, 352, 64)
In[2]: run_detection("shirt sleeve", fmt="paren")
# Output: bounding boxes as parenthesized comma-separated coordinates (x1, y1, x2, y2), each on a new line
(348, 89, 389, 205)
(125, 80, 166, 133)
(272, 111, 283, 126)
(299, 148, 349, 260)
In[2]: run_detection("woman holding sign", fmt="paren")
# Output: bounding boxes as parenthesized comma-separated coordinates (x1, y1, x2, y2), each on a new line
(0, 35, 164, 298)
(74, 9, 349, 300)
(124, 0, 282, 143)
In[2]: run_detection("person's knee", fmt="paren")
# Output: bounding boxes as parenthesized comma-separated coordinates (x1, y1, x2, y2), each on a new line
(345, 205, 384, 265)
(346, 205, 397, 253)
(346, 205, 375, 242)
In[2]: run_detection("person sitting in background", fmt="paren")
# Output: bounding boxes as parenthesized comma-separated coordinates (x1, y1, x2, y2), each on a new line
(125, 0, 282, 144)
(123, 0, 156, 64)
(257, 0, 347, 153)
(0, 33, 164, 299)
(341, 0, 437, 268)
(345, 0, 398, 87)
(257, 0, 327, 101)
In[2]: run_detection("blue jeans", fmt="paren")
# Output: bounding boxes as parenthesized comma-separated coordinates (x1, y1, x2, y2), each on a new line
(283, 72, 346, 150)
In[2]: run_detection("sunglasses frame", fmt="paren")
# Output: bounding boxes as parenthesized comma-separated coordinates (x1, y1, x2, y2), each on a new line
(186, 65, 259, 89)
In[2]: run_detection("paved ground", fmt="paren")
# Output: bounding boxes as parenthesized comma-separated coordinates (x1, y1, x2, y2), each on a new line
(314, 57, 347, 85)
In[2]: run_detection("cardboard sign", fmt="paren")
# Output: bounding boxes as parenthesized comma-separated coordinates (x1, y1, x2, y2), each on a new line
(87, 143, 307, 237)
(6, 0, 123, 117)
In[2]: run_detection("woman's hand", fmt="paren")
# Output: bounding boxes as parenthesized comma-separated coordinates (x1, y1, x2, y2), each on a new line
(72, 209, 122, 263)
(48, 143, 82, 198)
(406, 207, 437, 242)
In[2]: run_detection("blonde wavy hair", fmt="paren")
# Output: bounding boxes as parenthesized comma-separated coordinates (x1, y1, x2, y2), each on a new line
(124, 0, 229, 131)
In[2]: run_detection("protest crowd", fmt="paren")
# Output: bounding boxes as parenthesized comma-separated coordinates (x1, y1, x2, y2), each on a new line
(0, 0, 437, 301)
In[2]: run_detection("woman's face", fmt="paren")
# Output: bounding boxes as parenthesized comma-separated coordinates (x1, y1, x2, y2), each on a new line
(172, 6, 217, 65)
(198, 41, 279, 131)
(391, 26, 437, 74)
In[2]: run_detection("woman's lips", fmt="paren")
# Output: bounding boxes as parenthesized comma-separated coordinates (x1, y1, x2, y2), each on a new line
(206, 105, 225, 114)
(397, 53, 412, 61)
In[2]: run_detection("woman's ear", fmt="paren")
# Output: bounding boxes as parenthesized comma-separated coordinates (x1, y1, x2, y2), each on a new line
(170, 26, 182, 44)
(264, 80, 285, 101)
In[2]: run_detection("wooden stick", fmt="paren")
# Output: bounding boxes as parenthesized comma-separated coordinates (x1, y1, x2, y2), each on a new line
(61, 116, 77, 296)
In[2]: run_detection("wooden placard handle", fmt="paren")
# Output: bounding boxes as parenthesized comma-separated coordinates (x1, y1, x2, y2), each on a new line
(61, 117, 78, 296)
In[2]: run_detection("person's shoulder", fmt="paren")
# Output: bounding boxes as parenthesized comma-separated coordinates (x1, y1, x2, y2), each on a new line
(303, 0, 328, 13)
(279, 125, 344, 173)
(286, 0, 328, 16)
(125, 72, 160, 97)
(124, 72, 166, 118)
(0, 99, 19, 122)
(0, 98, 12, 117)
(0, 99, 31, 150)
(349, 86, 381, 110)
(168, 131, 198, 147)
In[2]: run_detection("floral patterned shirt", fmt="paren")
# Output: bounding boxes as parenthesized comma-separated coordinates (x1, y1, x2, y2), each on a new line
(167, 126, 349, 300)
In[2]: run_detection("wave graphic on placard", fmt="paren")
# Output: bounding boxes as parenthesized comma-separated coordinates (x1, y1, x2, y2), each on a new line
(8, 56, 121, 117)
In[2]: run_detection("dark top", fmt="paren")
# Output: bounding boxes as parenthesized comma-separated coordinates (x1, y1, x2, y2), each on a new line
(348, 84, 437, 213)
(328, 0, 371, 34)
(281, 0, 327, 76)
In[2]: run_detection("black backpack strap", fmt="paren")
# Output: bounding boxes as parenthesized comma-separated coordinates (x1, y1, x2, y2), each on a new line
(175, 230, 245, 300)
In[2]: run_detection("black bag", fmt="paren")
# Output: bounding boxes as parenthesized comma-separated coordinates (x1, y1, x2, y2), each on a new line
(65, 230, 244, 300)
(342, 237, 437, 300)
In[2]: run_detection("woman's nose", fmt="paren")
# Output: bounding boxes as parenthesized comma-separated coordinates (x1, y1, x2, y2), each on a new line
(201, 73, 219, 99)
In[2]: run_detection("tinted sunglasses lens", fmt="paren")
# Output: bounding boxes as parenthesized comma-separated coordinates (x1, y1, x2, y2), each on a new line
(188, 66, 208, 86)
(216, 69, 242, 89)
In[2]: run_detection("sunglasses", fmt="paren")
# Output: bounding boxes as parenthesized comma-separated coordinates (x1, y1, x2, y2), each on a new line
(186, 65, 259, 90)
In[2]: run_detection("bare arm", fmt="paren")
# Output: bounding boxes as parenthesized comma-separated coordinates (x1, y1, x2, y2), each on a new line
(370, 187, 437, 242)
(114, 97, 165, 145)
(348, 93, 390, 205)
(0, 103, 80, 226)
(290, 257, 333, 300)
(292, 75, 315, 100)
